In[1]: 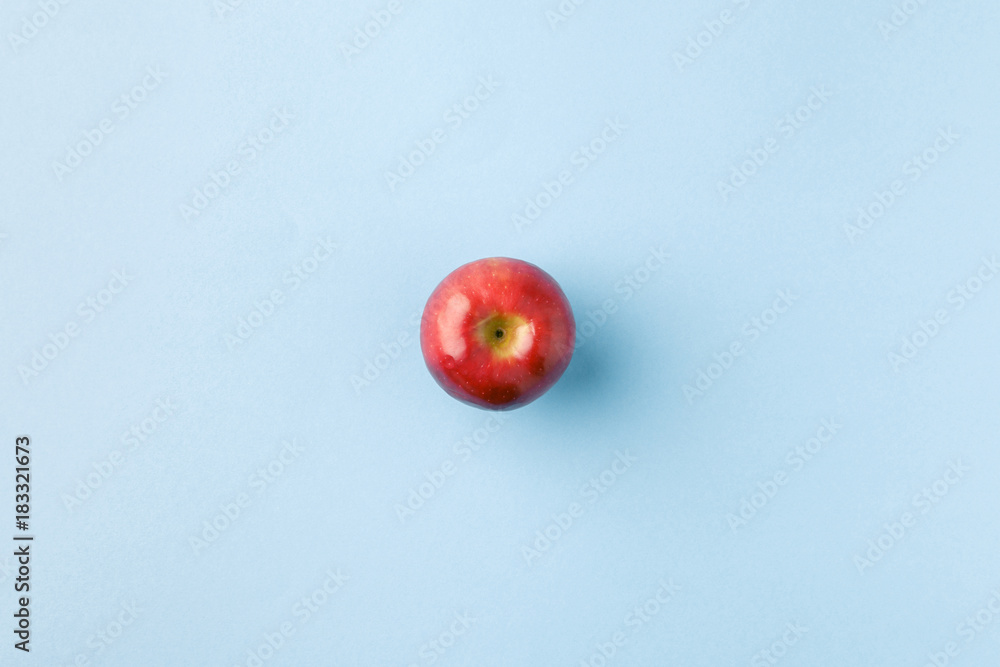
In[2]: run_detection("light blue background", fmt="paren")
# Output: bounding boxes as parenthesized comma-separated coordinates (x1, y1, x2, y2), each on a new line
(2, 0, 999, 665)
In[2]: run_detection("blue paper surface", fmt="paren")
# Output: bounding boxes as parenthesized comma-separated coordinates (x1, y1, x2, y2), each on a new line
(1, 0, 999, 665)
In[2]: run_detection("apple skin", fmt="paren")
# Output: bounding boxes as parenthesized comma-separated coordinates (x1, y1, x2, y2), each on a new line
(420, 257, 575, 410)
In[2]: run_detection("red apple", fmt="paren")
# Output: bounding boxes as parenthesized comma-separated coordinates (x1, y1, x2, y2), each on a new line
(420, 257, 576, 410)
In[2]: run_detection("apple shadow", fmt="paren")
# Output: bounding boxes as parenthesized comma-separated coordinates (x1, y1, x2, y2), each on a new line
(552, 335, 606, 404)
(518, 298, 687, 450)
(534, 323, 639, 429)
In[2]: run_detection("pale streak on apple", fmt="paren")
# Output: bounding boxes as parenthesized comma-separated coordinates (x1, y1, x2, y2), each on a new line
(439, 293, 470, 359)
(510, 323, 534, 359)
